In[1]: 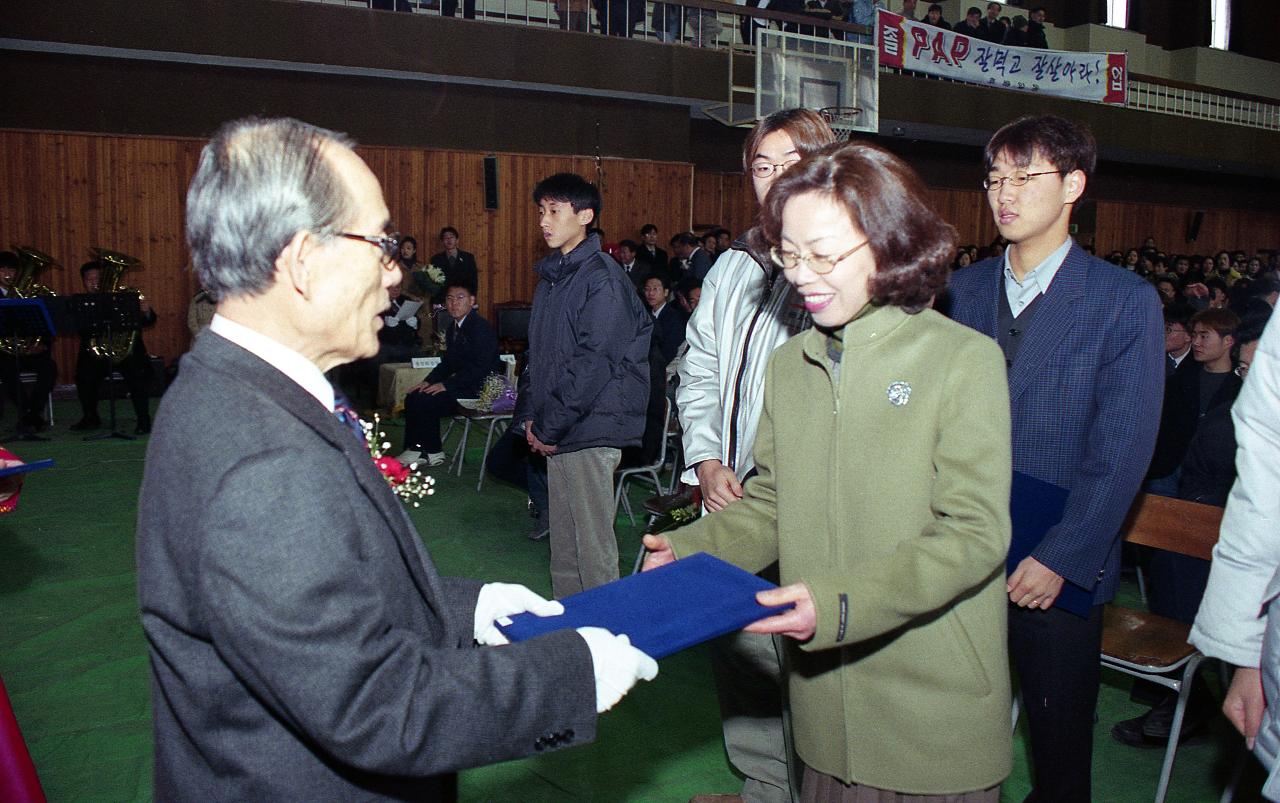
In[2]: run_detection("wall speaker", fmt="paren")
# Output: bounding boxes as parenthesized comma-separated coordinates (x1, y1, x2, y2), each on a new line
(1188, 210, 1204, 242)
(483, 155, 499, 211)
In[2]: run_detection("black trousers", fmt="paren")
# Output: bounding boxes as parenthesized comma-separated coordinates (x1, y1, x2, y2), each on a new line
(75, 348, 151, 422)
(0, 351, 56, 423)
(441, 0, 476, 18)
(403, 390, 458, 454)
(1008, 602, 1105, 803)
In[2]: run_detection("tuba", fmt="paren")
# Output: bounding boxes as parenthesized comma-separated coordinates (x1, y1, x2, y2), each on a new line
(87, 247, 144, 364)
(0, 246, 59, 356)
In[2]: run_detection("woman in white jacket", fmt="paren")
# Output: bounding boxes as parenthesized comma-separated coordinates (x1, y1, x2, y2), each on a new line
(1190, 312, 1280, 800)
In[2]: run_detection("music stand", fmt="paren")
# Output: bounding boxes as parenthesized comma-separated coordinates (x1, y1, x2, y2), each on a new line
(65, 292, 144, 442)
(0, 298, 57, 442)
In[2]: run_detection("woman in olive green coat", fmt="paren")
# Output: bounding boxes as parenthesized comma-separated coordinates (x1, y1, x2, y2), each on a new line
(645, 142, 1013, 800)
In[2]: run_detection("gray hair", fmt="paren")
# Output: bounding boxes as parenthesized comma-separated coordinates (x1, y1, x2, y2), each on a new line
(185, 117, 356, 301)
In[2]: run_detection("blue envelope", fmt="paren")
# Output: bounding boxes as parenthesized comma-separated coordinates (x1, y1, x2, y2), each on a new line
(1008, 471, 1093, 618)
(0, 459, 54, 478)
(498, 552, 793, 659)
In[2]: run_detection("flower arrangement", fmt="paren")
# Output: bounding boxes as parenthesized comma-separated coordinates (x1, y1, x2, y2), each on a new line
(362, 414, 436, 507)
(477, 373, 517, 413)
(411, 265, 447, 298)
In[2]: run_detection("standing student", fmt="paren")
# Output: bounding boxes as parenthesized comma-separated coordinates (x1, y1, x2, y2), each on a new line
(515, 172, 652, 598)
(948, 115, 1163, 801)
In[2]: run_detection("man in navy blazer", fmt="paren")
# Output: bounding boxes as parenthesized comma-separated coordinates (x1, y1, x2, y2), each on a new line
(948, 115, 1163, 802)
(136, 117, 657, 801)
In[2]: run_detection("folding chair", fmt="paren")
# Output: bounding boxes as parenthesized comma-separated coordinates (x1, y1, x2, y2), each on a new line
(613, 397, 672, 525)
(1102, 493, 1224, 803)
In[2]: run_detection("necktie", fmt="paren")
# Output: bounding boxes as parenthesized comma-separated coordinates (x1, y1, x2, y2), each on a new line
(333, 392, 365, 443)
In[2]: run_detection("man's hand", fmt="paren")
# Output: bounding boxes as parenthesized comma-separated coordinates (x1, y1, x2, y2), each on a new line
(473, 582, 565, 646)
(408, 382, 446, 396)
(695, 460, 743, 512)
(575, 627, 659, 713)
(640, 534, 676, 572)
(1007, 555, 1065, 610)
(745, 582, 816, 641)
(527, 427, 557, 456)
(1224, 666, 1266, 749)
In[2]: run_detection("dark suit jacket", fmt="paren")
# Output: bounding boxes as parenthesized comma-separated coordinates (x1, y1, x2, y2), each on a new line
(137, 332, 594, 801)
(650, 302, 689, 366)
(635, 244, 667, 274)
(1148, 362, 1242, 479)
(948, 244, 1164, 603)
(428, 312, 503, 398)
(429, 249, 479, 296)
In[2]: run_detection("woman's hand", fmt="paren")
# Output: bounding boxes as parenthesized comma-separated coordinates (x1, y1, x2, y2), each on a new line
(745, 582, 816, 642)
(640, 534, 675, 571)
(695, 460, 743, 512)
(0, 458, 24, 509)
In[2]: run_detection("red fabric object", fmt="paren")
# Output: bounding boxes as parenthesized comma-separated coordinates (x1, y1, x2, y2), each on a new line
(0, 447, 23, 514)
(0, 675, 47, 803)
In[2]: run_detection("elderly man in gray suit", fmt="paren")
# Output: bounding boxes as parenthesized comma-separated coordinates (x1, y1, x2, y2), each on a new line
(136, 117, 657, 801)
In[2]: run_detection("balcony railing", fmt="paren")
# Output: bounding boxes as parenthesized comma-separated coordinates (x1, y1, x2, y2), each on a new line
(304, 0, 1279, 132)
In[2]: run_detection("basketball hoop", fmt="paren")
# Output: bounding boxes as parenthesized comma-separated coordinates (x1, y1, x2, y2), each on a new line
(819, 106, 862, 137)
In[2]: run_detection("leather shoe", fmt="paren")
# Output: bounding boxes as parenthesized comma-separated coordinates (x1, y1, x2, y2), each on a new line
(1111, 711, 1155, 748)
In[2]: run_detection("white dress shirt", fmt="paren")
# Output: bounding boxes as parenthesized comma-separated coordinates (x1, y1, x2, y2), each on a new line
(210, 314, 335, 412)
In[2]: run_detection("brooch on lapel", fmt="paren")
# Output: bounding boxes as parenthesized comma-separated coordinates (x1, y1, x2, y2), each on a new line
(886, 381, 911, 407)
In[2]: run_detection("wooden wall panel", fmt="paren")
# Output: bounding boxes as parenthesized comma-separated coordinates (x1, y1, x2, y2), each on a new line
(5, 128, 1277, 388)
(1093, 201, 1280, 258)
(0, 132, 695, 383)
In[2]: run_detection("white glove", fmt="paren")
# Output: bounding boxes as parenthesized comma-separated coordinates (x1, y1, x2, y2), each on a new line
(473, 583, 564, 646)
(383, 315, 398, 327)
(575, 627, 659, 713)
(405, 316, 419, 330)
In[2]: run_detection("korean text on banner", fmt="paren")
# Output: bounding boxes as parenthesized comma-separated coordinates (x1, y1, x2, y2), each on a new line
(877, 10, 1127, 106)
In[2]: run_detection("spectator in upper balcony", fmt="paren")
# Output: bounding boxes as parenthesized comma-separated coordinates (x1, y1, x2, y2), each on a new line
(979, 2, 1006, 42)
(636, 223, 668, 273)
(442, 0, 477, 20)
(922, 2, 948, 28)
(898, 0, 918, 20)
(954, 6, 983, 37)
(1026, 6, 1048, 47)
(1003, 14, 1028, 45)
(844, 0, 885, 44)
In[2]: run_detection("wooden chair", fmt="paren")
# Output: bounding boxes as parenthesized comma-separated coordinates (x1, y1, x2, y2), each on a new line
(1103, 493, 1224, 803)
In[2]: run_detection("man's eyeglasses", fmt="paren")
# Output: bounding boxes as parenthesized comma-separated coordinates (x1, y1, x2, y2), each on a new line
(339, 231, 402, 267)
(749, 159, 801, 179)
(769, 240, 871, 275)
(982, 170, 1061, 192)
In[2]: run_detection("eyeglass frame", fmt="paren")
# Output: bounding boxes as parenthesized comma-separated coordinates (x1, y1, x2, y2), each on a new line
(749, 159, 802, 179)
(769, 240, 871, 275)
(338, 231, 402, 266)
(981, 170, 1062, 192)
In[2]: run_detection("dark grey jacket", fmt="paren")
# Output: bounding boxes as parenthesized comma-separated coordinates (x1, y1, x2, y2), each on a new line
(137, 332, 595, 801)
(515, 235, 652, 453)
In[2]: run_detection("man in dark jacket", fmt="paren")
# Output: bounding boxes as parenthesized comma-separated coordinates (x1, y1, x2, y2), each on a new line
(516, 173, 652, 598)
(429, 226, 479, 300)
(400, 283, 502, 466)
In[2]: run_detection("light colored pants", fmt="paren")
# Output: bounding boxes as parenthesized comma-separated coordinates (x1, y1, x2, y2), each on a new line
(547, 446, 621, 598)
(709, 629, 795, 803)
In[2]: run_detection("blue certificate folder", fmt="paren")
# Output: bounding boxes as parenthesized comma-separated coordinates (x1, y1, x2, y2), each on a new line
(0, 458, 54, 478)
(1008, 471, 1093, 618)
(498, 552, 793, 659)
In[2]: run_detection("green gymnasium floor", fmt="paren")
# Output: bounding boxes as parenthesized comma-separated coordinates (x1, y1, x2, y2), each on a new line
(0, 400, 1266, 801)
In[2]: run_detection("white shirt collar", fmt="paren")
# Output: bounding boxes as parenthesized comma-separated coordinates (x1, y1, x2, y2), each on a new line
(210, 314, 335, 412)
(651, 302, 667, 318)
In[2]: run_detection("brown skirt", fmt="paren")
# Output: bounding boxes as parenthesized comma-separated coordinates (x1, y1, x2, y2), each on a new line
(800, 764, 1001, 803)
